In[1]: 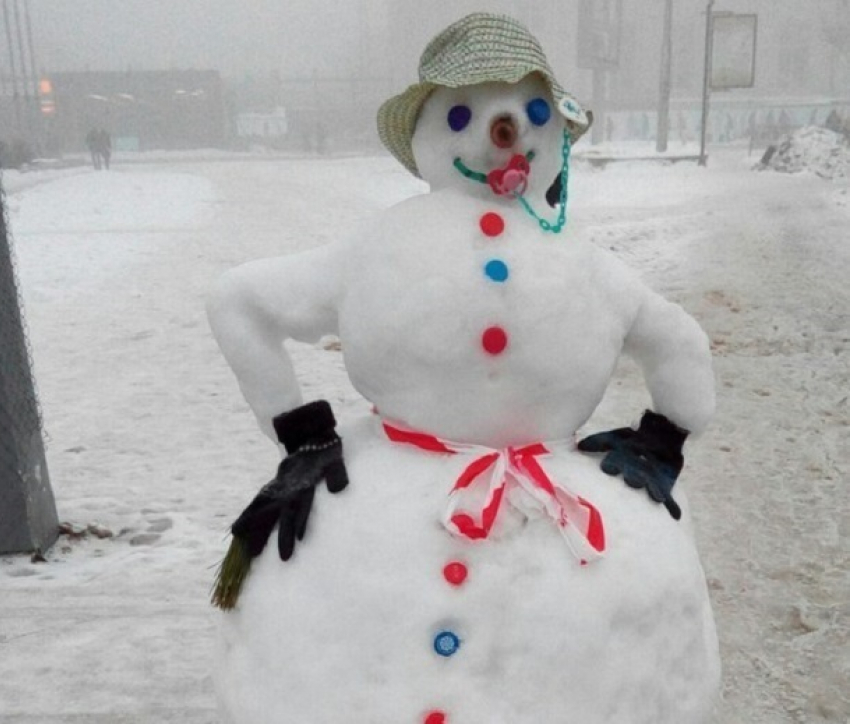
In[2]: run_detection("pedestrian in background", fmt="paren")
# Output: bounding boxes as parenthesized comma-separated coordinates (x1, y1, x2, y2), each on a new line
(85, 128, 112, 170)
(86, 128, 102, 169)
(98, 129, 112, 170)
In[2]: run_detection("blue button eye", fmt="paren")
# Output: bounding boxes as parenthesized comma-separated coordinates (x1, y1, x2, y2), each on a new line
(526, 98, 551, 127)
(448, 105, 472, 132)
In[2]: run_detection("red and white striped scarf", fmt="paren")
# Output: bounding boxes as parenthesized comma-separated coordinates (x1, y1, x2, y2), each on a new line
(382, 421, 606, 565)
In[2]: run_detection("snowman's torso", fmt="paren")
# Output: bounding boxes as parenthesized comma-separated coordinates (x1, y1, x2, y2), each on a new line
(338, 190, 643, 447)
(217, 417, 719, 724)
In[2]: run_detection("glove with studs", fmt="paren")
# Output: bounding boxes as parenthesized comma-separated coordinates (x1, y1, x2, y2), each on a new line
(231, 400, 349, 561)
(577, 410, 688, 520)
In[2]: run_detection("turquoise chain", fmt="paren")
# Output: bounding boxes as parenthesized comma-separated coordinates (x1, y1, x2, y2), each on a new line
(515, 131, 571, 234)
(452, 131, 571, 235)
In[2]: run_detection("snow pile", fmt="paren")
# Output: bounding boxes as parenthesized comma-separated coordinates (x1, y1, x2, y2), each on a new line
(760, 126, 850, 179)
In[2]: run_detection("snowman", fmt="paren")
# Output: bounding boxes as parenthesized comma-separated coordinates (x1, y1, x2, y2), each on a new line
(207, 12, 720, 724)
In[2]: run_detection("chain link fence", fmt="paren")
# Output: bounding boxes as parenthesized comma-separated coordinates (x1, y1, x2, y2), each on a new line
(0, 171, 57, 554)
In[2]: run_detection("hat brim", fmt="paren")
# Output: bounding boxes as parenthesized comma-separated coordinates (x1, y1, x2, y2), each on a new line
(377, 73, 592, 178)
(377, 82, 437, 178)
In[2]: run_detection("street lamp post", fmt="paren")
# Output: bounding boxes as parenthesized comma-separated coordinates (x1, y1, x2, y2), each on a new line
(656, 0, 674, 153)
(698, 0, 716, 166)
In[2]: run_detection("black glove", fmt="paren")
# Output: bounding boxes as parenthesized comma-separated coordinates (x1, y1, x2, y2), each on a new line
(577, 410, 688, 520)
(231, 400, 348, 561)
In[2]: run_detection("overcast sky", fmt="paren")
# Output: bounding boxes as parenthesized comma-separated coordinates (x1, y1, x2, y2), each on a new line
(17, 0, 850, 101)
(22, 1, 590, 83)
(27, 0, 372, 78)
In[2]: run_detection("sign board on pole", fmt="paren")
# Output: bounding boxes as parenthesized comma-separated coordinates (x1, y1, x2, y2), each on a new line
(577, 0, 623, 71)
(710, 13, 757, 90)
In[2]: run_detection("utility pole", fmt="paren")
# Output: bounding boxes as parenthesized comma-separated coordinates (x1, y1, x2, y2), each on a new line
(11, 0, 27, 101)
(10, 0, 33, 148)
(656, 0, 673, 153)
(0, 69, 6, 139)
(0, 18, 6, 100)
(698, 0, 716, 166)
(22, 0, 44, 154)
(22, 0, 38, 98)
(2, 0, 22, 136)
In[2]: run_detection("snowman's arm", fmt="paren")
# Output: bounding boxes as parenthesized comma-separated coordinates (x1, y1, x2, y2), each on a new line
(623, 292, 715, 435)
(206, 244, 342, 440)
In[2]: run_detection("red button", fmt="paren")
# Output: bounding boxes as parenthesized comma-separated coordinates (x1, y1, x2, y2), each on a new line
(479, 212, 505, 237)
(424, 711, 447, 724)
(443, 561, 468, 587)
(481, 326, 508, 355)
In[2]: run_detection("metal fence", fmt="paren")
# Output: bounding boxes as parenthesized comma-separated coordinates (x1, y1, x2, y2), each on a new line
(0, 171, 57, 554)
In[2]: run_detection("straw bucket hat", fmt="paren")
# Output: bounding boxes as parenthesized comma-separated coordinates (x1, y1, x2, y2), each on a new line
(377, 12, 592, 177)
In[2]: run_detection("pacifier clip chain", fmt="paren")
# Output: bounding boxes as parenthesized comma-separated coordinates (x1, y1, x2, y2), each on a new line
(453, 130, 572, 235)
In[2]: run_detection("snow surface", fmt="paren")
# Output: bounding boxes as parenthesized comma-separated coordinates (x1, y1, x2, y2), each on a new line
(0, 145, 848, 723)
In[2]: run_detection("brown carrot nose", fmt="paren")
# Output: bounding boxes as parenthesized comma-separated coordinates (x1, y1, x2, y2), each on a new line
(490, 114, 518, 149)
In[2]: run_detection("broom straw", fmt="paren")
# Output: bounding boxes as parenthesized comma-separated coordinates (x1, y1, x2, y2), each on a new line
(211, 535, 252, 610)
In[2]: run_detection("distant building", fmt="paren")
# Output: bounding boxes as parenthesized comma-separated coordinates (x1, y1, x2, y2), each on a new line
(236, 106, 288, 145)
(43, 69, 227, 154)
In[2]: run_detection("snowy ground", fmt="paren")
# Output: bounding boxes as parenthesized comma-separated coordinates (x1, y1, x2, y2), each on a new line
(0, 144, 847, 723)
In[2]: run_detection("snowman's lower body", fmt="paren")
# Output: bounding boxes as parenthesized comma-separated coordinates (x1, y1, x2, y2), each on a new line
(215, 417, 720, 724)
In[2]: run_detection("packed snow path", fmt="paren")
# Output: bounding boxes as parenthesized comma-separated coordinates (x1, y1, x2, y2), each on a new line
(0, 149, 847, 723)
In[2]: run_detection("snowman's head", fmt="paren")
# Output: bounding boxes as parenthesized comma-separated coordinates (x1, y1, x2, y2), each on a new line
(411, 73, 567, 202)
(378, 12, 591, 200)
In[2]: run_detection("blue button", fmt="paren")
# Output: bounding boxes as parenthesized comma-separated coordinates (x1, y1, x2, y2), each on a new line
(484, 259, 509, 283)
(433, 630, 461, 657)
